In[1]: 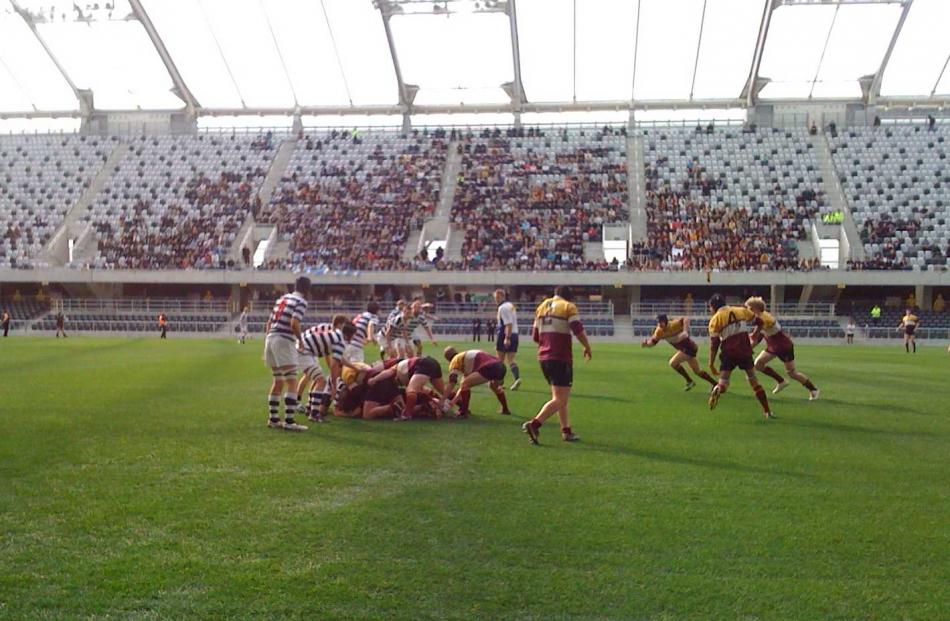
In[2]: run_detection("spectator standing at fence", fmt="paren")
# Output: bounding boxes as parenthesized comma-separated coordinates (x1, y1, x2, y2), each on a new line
(846, 319, 856, 345)
(55, 312, 67, 338)
(870, 304, 882, 326)
(1, 309, 9, 337)
(238, 307, 249, 344)
(472, 317, 482, 342)
(158, 313, 168, 339)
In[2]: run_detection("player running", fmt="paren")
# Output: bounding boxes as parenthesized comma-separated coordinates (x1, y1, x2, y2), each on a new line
(744, 297, 820, 401)
(706, 293, 774, 420)
(641, 314, 717, 391)
(521, 286, 592, 445)
(296, 317, 357, 422)
(348, 301, 380, 363)
(443, 347, 512, 418)
(898, 308, 919, 353)
(493, 289, 522, 391)
(263, 276, 310, 431)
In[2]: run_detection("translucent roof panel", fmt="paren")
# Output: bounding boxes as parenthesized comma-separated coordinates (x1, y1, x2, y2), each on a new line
(574, 0, 636, 101)
(0, 5, 77, 112)
(20, 1, 180, 110)
(691, 0, 765, 99)
(517, 0, 573, 102)
(881, 0, 950, 96)
(142, 0, 397, 109)
(760, 3, 901, 100)
(634, 0, 705, 100)
(390, 11, 512, 106)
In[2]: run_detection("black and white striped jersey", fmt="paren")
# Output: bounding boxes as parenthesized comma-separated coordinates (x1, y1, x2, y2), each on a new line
(267, 292, 307, 341)
(352, 311, 379, 348)
(299, 327, 345, 361)
(405, 312, 429, 337)
(386, 311, 408, 340)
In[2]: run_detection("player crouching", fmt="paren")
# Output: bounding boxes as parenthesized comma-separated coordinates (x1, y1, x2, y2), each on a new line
(706, 294, 774, 420)
(443, 347, 512, 418)
(641, 314, 717, 391)
(368, 356, 448, 421)
(745, 297, 820, 401)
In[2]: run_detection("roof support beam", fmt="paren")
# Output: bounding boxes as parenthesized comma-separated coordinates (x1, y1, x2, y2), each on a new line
(808, 3, 840, 99)
(689, 0, 709, 100)
(743, 0, 778, 107)
(931, 50, 950, 97)
(8, 0, 92, 116)
(868, 0, 913, 104)
(505, 0, 526, 119)
(128, 0, 201, 114)
(376, 1, 415, 117)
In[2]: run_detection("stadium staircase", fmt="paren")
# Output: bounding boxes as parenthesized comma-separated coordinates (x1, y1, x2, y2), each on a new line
(816, 132, 865, 260)
(257, 138, 297, 206)
(41, 142, 129, 266)
(436, 140, 464, 262)
(627, 131, 648, 242)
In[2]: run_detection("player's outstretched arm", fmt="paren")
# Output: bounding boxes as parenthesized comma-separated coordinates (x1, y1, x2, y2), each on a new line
(368, 367, 397, 386)
(708, 336, 721, 375)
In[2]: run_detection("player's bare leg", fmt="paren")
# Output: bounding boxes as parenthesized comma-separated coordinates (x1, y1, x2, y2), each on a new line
(363, 399, 398, 420)
(754, 351, 788, 393)
(489, 380, 512, 415)
(708, 369, 730, 410)
(523, 385, 570, 444)
(745, 369, 774, 419)
(557, 402, 578, 441)
(669, 351, 696, 389)
(280, 370, 306, 430)
(784, 360, 819, 400)
(686, 357, 717, 386)
(296, 374, 313, 418)
(400, 374, 436, 421)
(505, 352, 522, 391)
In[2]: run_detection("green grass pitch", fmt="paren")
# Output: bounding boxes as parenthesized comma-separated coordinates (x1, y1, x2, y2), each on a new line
(0, 337, 947, 620)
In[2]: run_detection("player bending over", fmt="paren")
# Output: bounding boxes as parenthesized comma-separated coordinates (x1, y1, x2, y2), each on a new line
(641, 313, 717, 391)
(368, 356, 448, 421)
(706, 293, 774, 420)
(263, 276, 310, 431)
(443, 347, 512, 418)
(745, 297, 819, 401)
(898, 308, 919, 353)
(296, 320, 358, 422)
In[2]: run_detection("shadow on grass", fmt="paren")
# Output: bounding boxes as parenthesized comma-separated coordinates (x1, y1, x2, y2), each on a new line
(514, 388, 637, 404)
(581, 440, 814, 480)
(778, 417, 938, 438)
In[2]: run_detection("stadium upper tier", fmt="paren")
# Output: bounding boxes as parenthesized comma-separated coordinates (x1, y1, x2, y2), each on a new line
(0, 135, 108, 268)
(830, 125, 949, 270)
(1, 124, 948, 272)
(450, 127, 627, 270)
(262, 130, 447, 271)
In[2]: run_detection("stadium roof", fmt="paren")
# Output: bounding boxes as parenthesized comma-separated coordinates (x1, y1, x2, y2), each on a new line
(0, 0, 948, 122)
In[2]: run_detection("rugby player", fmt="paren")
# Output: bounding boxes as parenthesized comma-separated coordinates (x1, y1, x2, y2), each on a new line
(898, 308, 920, 353)
(238, 306, 249, 344)
(405, 300, 438, 356)
(521, 286, 592, 445)
(493, 289, 522, 390)
(381, 299, 410, 359)
(296, 318, 358, 422)
(706, 293, 774, 420)
(641, 314, 717, 390)
(443, 347, 512, 418)
(263, 276, 310, 431)
(348, 301, 380, 363)
(745, 297, 820, 400)
(368, 356, 448, 421)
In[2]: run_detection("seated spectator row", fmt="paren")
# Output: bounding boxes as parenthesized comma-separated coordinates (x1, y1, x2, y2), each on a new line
(450, 126, 627, 270)
(262, 129, 447, 271)
(32, 311, 229, 333)
(1, 134, 108, 268)
(87, 133, 278, 269)
(831, 125, 949, 269)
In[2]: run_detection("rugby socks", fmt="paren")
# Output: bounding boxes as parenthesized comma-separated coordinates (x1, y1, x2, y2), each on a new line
(319, 391, 331, 415)
(802, 379, 817, 391)
(752, 385, 770, 413)
(510, 364, 520, 381)
(307, 390, 321, 417)
(495, 389, 510, 413)
(697, 370, 717, 386)
(912, 341, 916, 353)
(283, 393, 298, 421)
(672, 365, 692, 383)
(561, 426, 572, 436)
(761, 366, 785, 384)
(268, 394, 281, 421)
(905, 342, 910, 353)
(458, 390, 471, 414)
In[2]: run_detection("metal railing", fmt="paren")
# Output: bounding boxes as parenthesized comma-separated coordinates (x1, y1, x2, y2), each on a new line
(630, 302, 835, 317)
(250, 299, 614, 317)
(53, 299, 232, 313)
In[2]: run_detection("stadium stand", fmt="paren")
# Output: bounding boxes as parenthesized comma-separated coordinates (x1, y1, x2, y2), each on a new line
(450, 126, 627, 271)
(0, 135, 109, 268)
(86, 133, 278, 269)
(632, 127, 826, 271)
(830, 125, 949, 269)
(263, 130, 447, 271)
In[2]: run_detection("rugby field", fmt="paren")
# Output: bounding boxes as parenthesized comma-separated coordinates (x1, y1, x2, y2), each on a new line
(0, 337, 947, 620)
